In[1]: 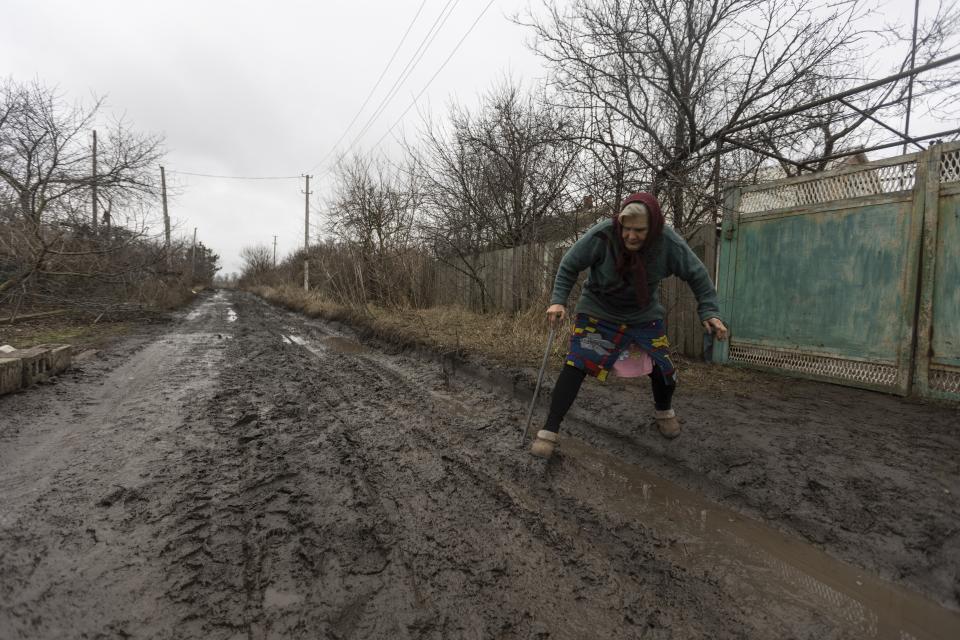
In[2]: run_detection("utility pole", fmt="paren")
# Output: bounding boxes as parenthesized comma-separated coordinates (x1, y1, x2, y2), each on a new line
(160, 166, 171, 270)
(191, 227, 197, 283)
(92, 130, 98, 231)
(302, 174, 313, 291)
(712, 139, 722, 282)
(273, 235, 278, 267)
(903, 0, 921, 155)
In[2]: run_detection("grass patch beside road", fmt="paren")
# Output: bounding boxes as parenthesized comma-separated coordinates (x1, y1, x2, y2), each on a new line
(0, 319, 137, 352)
(252, 285, 766, 398)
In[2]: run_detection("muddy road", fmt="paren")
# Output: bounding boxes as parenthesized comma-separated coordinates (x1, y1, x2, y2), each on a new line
(1, 290, 958, 639)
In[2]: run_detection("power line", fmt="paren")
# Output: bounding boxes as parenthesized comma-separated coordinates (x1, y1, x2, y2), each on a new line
(168, 170, 301, 180)
(316, 0, 462, 174)
(374, 0, 496, 150)
(346, 0, 461, 151)
(307, 0, 428, 174)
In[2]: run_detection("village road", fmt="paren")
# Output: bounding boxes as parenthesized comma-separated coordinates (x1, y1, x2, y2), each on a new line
(0, 290, 958, 639)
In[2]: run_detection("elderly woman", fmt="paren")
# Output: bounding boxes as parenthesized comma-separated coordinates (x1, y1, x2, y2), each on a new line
(530, 192, 728, 459)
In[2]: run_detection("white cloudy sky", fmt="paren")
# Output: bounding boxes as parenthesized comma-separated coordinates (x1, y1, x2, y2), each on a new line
(2, 0, 545, 274)
(0, 0, 947, 274)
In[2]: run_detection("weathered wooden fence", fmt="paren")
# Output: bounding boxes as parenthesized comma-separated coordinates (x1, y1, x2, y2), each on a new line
(431, 224, 718, 359)
(432, 242, 562, 313)
(660, 224, 717, 359)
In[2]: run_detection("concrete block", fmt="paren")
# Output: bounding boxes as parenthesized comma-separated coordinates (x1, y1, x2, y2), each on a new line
(0, 357, 21, 395)
(0, 344, 72, 393)
(36, 344, 72, 375)
(16, 347, 51, 386)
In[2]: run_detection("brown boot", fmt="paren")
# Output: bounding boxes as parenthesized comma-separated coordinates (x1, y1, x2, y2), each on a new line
(655, 409, 681, 439)
(530, 429, 559, 458)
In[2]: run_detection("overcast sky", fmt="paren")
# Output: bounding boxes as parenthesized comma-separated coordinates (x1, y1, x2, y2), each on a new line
(1, 0, 545, 274)
(0, 0, 945, 275)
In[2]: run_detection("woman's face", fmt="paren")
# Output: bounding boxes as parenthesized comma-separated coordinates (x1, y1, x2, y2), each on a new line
(620, 212, 649, 251)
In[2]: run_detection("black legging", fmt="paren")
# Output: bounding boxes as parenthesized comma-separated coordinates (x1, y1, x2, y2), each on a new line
(543, 363, 675, 433)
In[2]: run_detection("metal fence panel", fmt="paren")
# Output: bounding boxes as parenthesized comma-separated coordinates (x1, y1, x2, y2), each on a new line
(714, 152, 927, 395)
(915, 144, 960, 400)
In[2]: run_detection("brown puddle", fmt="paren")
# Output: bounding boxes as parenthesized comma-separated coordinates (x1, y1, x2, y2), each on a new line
(556, 438, 960, 639)
(286, 333, 368, 355)
(322, 336, 368, 354)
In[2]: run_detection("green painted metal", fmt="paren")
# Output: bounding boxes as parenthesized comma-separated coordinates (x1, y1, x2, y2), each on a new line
(732, 201, 913, 359)
(931, 190, 960, 369)
(712, 150, 935, 394)
(712, 187, 740, 365)
(715, 142, 960, 400)
(914, 142, 960, 401)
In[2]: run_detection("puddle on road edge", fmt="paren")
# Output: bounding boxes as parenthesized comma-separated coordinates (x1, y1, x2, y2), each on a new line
(555, 438, 960, 639)
(282, 332, 367, 355)
(322, 336, 367, 354)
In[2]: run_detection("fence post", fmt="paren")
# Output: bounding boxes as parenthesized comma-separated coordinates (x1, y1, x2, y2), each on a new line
(911, 143, 942, 396)
(712, 186, 741, 363)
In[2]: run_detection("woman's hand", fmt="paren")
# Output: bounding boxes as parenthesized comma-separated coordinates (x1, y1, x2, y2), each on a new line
(546, 304, 566, 324)
(702, 317, 728, 341)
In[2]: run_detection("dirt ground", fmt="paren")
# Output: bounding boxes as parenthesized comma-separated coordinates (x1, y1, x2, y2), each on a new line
(1, 290, 958, 639)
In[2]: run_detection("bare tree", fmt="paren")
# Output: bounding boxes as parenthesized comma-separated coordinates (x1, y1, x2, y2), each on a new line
(0, 78, 161, 225)
(413, 79, 581, 310)
(324, 152, 423, 307)
(520, 0, 959, 230)
(0, 78, 164, 296)
(326, 153, 418, 255)
(238, 244, 275, 287)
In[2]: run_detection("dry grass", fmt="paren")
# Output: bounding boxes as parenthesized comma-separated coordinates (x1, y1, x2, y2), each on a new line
(0, 319, 136, 352)
(253, 285, 777, 397)
(254, 285, 571, 364)
(0, 288, 205, 353)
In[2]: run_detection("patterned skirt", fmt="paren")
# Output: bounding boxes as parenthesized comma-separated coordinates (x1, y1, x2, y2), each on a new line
(564, 314, 675, 384)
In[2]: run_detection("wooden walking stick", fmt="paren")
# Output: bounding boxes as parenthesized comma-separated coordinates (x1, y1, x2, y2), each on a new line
(521, 324, 557, 445)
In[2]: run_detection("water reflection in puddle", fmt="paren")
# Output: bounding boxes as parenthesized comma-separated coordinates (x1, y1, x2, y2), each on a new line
(280, 332, 367, 356)
(557, 438, 960, 639)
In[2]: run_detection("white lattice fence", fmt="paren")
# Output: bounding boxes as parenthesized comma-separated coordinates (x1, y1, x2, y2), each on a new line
(930, 367, 960, 395)
(941, 149, 960, 183)
(739, 161, 917, 215)
(728, 343, 900, 389)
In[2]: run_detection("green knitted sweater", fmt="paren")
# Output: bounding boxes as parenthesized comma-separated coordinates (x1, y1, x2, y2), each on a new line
(550, 219, 721, 325)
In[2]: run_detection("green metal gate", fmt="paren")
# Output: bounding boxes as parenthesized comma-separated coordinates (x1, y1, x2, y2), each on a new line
(915, 145, 960, 400)
(714, 142, 960, 400)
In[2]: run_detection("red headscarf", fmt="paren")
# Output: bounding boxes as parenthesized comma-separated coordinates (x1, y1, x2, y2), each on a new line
(611, 192, 665, 307)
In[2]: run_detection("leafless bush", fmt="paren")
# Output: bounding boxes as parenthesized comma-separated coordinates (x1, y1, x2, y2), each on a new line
(238, 244, 279, 288)
(411, 79, 580, 311)
(0, 77, 217, 316)
(319, 153, 427, 308)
